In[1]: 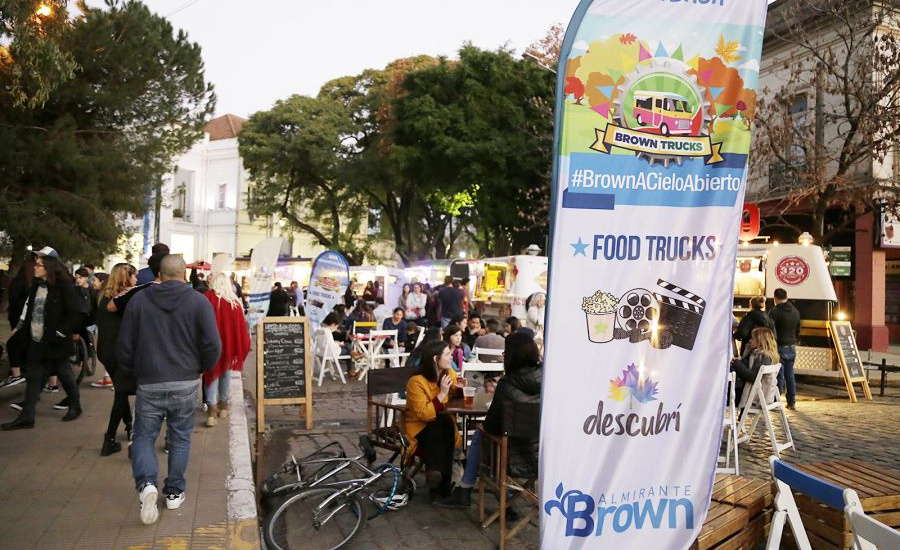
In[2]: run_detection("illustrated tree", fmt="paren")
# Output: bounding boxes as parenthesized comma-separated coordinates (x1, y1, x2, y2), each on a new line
(0, 0, 215, 271)
(749, 0, 900, 244)
(239, 94, 370, 265)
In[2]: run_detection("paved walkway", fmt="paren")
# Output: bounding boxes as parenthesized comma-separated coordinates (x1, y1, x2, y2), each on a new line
(251, 347, 900, 550)
(0, 341, 897, 550)
(0, 367, 259, 550)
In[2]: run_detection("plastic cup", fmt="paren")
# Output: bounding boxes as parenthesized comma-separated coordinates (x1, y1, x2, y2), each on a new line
(463, 386, 476, 406)
(586, 311, 616, 343)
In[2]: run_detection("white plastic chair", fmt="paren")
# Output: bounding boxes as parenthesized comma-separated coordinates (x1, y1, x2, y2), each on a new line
(736, 363, 795, 457)
(313, 328, 348, 387)
(370, 329, 410, 369)
(845, 489, 900, 550)
(766, 457, 900, 550)
(716, 371, 740, 475)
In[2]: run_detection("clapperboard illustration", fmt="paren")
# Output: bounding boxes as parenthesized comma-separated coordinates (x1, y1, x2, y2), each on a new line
(611, 279, 706, 351)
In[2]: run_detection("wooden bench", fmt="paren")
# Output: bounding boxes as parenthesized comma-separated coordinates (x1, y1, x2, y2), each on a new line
(782, 459, 900, 549)
(862, 359, 900, 396)
(691, 474, 772, 550)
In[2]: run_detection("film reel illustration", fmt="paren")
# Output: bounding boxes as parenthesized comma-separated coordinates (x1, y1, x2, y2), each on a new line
(615, 289, 658, 334)
(584, 279, 706, 350)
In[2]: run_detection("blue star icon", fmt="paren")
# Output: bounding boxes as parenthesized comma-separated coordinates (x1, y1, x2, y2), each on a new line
(571, 237, 589, 257)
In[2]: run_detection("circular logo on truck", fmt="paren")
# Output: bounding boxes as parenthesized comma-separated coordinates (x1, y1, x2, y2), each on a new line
(775, 256, 809, 286)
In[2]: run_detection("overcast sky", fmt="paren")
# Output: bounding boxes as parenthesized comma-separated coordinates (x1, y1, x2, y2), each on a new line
(86, 0, 579, 118)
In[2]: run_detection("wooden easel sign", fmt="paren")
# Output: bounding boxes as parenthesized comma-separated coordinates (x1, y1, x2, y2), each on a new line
(829, 320, 873, 403)
(256, 317, 313, 432)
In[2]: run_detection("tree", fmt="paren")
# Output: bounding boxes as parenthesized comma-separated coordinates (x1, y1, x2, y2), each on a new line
(0, 0, 215, 269)
(391, 44, 556, 257)
(0, 0, 77, 108)
(319, 56, 453, 265)
(239, 94, 370, 264)
(749, 0, 900, 244)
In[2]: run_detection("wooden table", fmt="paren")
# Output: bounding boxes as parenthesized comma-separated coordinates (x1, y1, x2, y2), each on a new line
(691, 474, 772, 550)
(369, 391, 492, 451)
(789, 459, 900, 549)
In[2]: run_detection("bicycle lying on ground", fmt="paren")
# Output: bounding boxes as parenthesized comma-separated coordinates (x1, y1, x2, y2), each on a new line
(261, 434, 415, 550)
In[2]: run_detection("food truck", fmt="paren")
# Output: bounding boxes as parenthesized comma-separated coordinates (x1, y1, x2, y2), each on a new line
(733, 243, 869, 399)
(453, 255, 548, 320)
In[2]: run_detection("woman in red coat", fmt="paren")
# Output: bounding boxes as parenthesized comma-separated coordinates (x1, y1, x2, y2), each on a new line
(203, 272, 251, 427)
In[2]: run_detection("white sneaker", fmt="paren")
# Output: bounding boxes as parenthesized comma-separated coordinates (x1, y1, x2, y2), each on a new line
(165, 491, 186, 510)
(139, 484, 159, 525)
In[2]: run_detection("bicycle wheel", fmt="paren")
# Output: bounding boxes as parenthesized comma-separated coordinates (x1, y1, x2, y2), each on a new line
(86, 334, 97, 377)
(364, 463, 399, 519)
(71, 338, 89, 385)
(265, 487, 364, 550)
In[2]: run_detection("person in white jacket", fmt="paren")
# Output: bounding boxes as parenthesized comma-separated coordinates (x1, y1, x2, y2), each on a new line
(526, 292, 546, 336)
(405, 283, 428, 325)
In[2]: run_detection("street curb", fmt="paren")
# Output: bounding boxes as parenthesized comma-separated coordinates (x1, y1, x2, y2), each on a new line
(227, 370, 261, 549)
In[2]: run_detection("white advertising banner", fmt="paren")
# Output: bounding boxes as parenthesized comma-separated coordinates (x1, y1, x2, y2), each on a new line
(247, 237, 284, 332)
(305, 251, 351, 335)
(540, 1, 768, 549)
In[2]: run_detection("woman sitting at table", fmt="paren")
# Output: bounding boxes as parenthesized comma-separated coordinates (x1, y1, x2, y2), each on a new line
(442, 325, 471, 373)
(730, 326, 779, 408)
(404, 340, 462, 499)
(436, 331, 542, 509)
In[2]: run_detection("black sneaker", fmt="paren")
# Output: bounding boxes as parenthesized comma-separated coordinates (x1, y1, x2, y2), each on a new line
(42, 384, 60, 393)
(1, 375, 25, 388)
(9, 401, 24, 411)
(53, 397, 70, 410)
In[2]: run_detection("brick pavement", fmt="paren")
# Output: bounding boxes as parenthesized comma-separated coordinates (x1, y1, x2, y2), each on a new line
(251, 348, 900, 550)
(0, 366, 257, 550)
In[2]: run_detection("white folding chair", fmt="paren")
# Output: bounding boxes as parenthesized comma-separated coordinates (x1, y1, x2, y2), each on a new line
(845, 489, 900, 550)
(313, 328, 348, 387)
(370, 329, 410, 369)
(767, 456, 844, 550)
(736, 363, 795, 457)
(717, 371, 740, 475)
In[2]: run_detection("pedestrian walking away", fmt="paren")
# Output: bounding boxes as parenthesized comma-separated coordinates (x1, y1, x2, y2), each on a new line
(202, 272, 250, 427)
(769, 287, 801, 410)
(2, 247, 83, 431)
(118, 254, 221, 524)
(96, 263, 141, 457)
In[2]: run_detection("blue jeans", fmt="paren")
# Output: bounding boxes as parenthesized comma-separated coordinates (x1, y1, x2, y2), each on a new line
(777, 345, 796, 407)
(460, 430, 482, 488)
(132, 382, 199, 495)
(204, 373, 230, 406)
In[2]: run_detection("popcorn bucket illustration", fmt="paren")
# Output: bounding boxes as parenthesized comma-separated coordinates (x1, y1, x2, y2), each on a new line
(586, 312, 616, 343)
(582, 290, 618, 344)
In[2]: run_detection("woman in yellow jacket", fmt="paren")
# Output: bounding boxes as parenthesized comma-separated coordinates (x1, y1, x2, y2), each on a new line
(404, 339, 462, 498)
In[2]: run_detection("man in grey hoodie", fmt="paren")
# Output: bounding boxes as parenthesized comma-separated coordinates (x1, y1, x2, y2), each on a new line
(118, 255, 221, 525)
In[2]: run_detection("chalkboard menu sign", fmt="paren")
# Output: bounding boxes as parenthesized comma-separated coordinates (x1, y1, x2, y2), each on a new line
(256, 317, 313, 432)
(263, 321, 307, 399)
(828, 321, 872, 403)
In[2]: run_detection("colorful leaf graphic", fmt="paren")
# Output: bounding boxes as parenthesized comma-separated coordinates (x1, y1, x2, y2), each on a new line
(607, 363, 659, 406)
(620, 33, 637, 45)
(715, 35, 742, 64)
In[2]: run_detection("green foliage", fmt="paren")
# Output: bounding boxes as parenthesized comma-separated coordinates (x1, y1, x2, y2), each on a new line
(239, 94, 370, 264)
(0, 0, 215, 264)
(391, 45, 555, 256)
(1, 0, 78, 108)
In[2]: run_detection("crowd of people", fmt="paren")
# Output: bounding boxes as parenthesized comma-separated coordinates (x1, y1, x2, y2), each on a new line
(731, 287, 802, 410)
(0, 242, 251, 526)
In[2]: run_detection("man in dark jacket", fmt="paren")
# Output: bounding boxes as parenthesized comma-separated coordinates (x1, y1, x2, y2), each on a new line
(118, 255, 221, 525)
(136, 243, 169, 285)
(769, 288, 801, 410)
